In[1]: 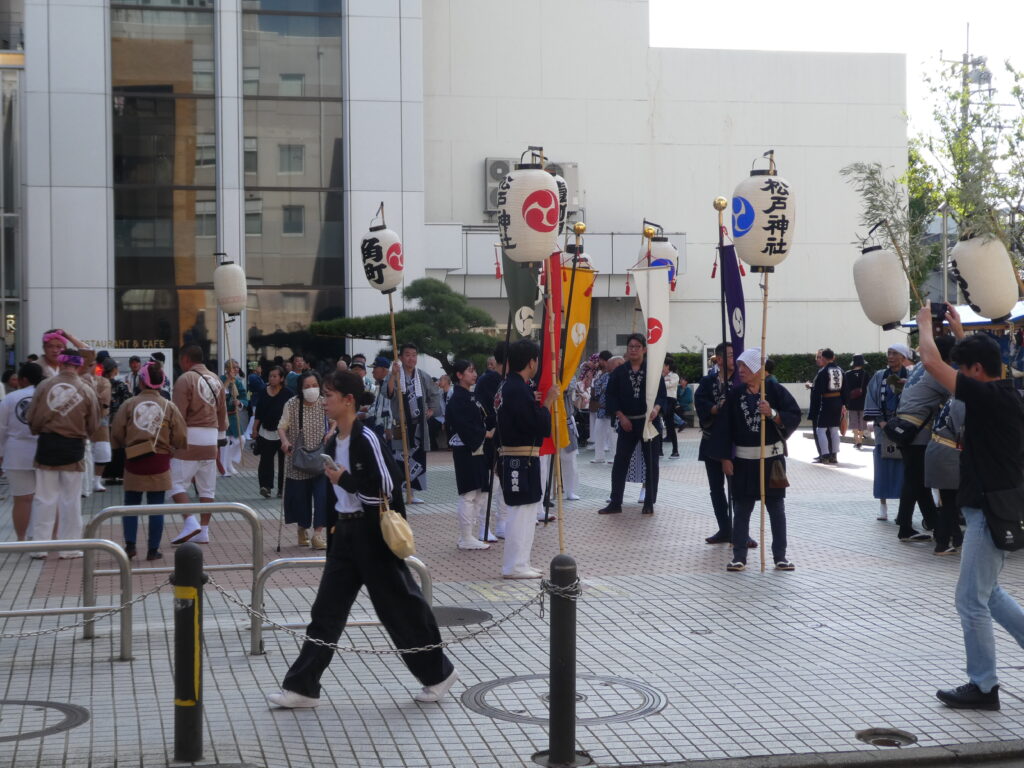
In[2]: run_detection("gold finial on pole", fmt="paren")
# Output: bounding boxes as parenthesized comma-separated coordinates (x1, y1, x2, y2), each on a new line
(572, 221, 587, 236)
(713, 196, 728, 212)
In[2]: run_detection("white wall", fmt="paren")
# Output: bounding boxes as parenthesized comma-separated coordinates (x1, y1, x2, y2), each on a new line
(422, 0, 909, 355)
(24, 0, 114, 352)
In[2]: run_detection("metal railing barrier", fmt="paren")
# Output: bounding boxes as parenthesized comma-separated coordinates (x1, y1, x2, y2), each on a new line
(0, 539, 136, 660)
(248, 555, 432, 655)
(83, 502, 264, 628)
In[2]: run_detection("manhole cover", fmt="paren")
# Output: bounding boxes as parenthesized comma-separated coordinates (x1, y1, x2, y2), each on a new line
(433, 606, 493, 627)
(0, 700, 90, 743)
(461, 674, 667, 725)
(854, 728, 917, 748)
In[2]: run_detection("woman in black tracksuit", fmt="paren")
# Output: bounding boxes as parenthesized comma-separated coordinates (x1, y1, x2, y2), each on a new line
(267, 370, 457, 708)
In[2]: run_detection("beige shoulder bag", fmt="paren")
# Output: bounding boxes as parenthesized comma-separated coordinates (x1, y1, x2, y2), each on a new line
(379, 491, 415, 558)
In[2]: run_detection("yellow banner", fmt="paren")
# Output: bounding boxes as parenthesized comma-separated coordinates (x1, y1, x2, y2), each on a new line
(551, 264, 596, 449)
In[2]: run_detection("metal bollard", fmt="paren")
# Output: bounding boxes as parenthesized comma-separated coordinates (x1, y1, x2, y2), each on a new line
(532, 554, 591, 768)
(172, 543, 204, 763)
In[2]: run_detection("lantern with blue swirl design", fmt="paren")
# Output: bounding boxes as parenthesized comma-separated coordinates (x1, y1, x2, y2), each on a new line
(360, 224, 404, 295)
(642, 236, 679, 291)
(496, 161, 561, 264)
(731, 165, 795, 272)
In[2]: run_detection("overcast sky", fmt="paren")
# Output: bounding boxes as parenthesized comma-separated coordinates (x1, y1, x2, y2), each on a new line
(649, 0, 1023, 136)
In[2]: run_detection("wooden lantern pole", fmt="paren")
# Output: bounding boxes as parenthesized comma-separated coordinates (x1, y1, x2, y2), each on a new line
(388, 292, 415, 505)
(543, 254, 567, 554)
(758, 273, 770, 573)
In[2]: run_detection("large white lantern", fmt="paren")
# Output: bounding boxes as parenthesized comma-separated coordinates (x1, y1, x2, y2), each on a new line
(360, 224, 405, 294)
(496, 159, 561, 264)
(645, 236, 679, 291)
(950, 236, 1017, 321)
(213, 258, 247, 316)
(853, 245, 908, 330)
(731, 158, 795, 272)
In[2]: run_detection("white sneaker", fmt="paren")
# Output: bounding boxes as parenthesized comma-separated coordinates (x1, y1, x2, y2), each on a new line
(637, 488, 646, 504)
(457, 538, 490, 550)
(411, 497, 426, 504)
(172, 516, 202, 545)
(192, 526, 210, 544)
(93, 477, 106, 492)
(503, 568, 542, 579)
(876, 502, 888, 521)
(58, 550, 83, 559)
(493, 526, 506, 539)
(414, 668, 459, 703)
(30, 552, 47, 560)
(267, 689, 321, 709)
(565, 493, 581, 501)
(479, 529, 499, 542)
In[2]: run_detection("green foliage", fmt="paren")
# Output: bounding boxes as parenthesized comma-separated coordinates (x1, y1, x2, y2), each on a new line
(839, 158, 937, 312)
(666, 352, 889, 384)
(310, 278, 496, 376)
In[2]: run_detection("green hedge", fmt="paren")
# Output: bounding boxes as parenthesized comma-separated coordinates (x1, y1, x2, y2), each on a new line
(666, 352, 889, 385)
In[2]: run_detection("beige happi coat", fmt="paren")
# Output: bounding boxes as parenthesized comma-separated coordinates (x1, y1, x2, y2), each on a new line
(172, 364, 228, 461)
(84, 373, 112, 443)
(110, 389, 188, 492)
(27, 369, 101, 471)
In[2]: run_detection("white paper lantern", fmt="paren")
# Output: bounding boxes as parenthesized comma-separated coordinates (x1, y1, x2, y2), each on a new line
(731, 168, 795, 271)
(853, 245, 908, 330)
(644, 236, 679, 290)
(950, 236, 1017, 321)
(213, 260, 247, 316)
(496, 163, 561, 263)
(360, 225, 405, 294)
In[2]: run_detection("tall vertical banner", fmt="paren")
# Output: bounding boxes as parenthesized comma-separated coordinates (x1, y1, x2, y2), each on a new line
(538, 252, 567, 454)
(503, 255, 541, 340)
(630, 265, 671, 441)
(560, 263, 596, 385)
(721, 244, 746, 375)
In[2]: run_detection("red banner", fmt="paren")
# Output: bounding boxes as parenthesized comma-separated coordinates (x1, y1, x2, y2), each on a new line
(538, 252, 563, 456)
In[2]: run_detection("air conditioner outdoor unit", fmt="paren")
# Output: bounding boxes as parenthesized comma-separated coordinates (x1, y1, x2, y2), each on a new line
(545, 161, 580, 212)
(483, 157, 516, 214)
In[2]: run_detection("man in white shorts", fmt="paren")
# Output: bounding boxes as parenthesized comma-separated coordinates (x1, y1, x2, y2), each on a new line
(0, 363, 44, 540)
(170, 345, 227, 544)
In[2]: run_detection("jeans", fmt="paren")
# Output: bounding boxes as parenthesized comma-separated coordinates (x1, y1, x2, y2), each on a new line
(122, 490, 166, 550)
(703, 458, 730, 537)
(956, 506, 1024, 692)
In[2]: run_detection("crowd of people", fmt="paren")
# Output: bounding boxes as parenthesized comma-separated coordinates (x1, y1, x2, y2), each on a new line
(5, 312, 1024, 714)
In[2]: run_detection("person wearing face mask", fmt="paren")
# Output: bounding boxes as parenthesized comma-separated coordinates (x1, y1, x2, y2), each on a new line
(278, 370, 330, 550)
(444, 360, 491, 550)
(266, 370, 457, 709)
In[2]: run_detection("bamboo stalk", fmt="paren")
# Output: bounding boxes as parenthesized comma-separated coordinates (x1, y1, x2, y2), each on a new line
(882, 220, 924, 307)
(388, 293, 415, 505)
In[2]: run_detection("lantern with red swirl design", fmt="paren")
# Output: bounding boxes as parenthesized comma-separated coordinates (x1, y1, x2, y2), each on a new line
(360, 224, 405, 295)
(496, 157, 561, 264)
(731, 153, 795, 272)
(213, 256, 247, 316)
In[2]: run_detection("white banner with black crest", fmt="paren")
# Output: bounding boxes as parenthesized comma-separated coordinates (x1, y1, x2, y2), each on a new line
(629, 264, 672, 441)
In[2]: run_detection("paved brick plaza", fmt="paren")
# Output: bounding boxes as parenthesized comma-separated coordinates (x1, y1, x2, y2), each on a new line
(3, 429, 1024, 767)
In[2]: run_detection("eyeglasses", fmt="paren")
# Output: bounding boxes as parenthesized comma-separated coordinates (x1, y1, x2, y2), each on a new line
(626, 344, 644, 350)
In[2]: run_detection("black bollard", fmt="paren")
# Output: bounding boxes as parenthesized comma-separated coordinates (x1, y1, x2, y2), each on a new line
(532, 554, 591, 767)
(172, 542, 204, 763)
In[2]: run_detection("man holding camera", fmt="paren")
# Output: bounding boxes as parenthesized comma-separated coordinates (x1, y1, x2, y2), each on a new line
(918, 304, 1024, 711)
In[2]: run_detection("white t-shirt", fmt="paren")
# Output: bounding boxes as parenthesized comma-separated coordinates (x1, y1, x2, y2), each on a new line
(332, 435, 362, 514)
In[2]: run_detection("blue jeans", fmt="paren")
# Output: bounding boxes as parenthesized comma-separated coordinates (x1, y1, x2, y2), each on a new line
(122, 490, 166, 550)
(956, 506, 1024, 692)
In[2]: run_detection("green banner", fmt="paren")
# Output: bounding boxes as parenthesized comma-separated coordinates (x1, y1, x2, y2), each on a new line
(502, 255, 540, 341)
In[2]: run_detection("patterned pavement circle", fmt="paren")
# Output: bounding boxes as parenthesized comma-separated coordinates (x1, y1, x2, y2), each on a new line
(0, 701, 90, 743)
(461, 674, 669, 726)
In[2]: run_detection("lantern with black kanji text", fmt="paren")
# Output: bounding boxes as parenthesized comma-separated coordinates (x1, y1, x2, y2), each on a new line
(731, 154, 795, 272)
(496, 152, 561, 264)
(950, 236, 1017, 322)
(360, 224, 404, 295)
(213, 257, 247, 316)
(853, 244, 907, 330)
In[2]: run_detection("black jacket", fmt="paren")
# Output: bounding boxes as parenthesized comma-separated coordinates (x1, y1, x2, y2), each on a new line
(327, 420, 406, 517)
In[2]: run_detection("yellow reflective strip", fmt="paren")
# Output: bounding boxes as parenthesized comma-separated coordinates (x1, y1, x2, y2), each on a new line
(174, 585, 200, 702)
(174, 699, 196, 707)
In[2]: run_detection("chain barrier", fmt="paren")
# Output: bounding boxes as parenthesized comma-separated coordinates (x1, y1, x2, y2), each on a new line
(208, 576, 583, 656)
(0, 578, 170, 640)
